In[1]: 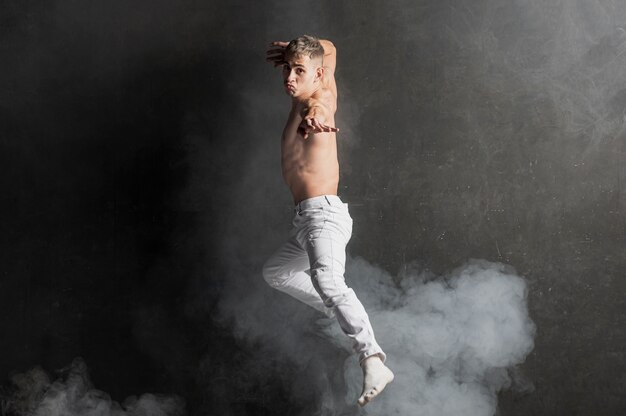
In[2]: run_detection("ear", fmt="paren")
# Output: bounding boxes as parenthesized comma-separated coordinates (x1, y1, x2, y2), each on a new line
(315, 66, 324, 82)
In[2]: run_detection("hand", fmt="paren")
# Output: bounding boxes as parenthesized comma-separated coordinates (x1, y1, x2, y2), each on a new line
(266, 41, 289, 67)
(297, 116, 339, 139)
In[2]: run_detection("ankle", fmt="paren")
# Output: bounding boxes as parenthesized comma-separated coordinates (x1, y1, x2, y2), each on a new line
(361, 354, 383, 368)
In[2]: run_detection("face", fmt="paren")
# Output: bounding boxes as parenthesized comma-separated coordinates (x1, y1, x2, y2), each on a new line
(282, 53, 323, 98)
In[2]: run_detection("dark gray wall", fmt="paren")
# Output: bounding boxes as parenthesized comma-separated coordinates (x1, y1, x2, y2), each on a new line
(1, 0, 624, 415)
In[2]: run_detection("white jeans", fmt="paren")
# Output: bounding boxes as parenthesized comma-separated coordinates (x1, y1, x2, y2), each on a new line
(263, 195, 386, 363)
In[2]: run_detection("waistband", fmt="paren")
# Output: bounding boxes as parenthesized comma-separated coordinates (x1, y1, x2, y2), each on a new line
(295, 195, 344, 212)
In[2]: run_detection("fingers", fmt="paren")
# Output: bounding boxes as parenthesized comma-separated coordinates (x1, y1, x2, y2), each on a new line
(266, 45, 286, 67)
(265, 57, 285, 67)
(266, 50, 284, 58)
(310, 118, 339, 133)
(300, 118, 339, 138)
(266, 52, 285, 63)
(266, 42, 288, 59)
(266, 55, 285, 67)
(309, 118, 339, 132)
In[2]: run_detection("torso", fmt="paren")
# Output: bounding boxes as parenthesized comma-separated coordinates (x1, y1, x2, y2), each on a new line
(281, 100, 339, 204)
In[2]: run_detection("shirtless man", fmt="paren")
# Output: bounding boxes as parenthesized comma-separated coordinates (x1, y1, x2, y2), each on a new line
(263, 35, 394, 407)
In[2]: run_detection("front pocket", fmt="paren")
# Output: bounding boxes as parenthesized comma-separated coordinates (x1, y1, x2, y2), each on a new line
(308, 215, 328, 244)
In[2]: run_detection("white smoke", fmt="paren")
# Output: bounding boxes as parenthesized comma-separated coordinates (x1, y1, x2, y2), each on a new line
(217, 256, 536, 415)
(338, 257, 536, 415)
(1, 358, 184, 416)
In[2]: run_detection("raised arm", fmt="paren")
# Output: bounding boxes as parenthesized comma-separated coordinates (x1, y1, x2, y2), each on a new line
(266, 41, 289, 67)
(318, 40, 337, 97)
(299, 40, 338, 139)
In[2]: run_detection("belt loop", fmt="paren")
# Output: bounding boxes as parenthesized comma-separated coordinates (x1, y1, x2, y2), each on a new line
(324, 195, 331, 205)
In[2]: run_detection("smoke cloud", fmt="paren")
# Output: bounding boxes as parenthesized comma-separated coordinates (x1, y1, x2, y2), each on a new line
(1, 358, 184, 416)
(216, 255, 536, 415)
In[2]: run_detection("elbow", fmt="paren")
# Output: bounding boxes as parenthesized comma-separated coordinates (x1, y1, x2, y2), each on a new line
(321, 40, 336, 52)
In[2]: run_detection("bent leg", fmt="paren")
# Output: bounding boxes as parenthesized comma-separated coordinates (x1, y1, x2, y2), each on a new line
(262, 233, 333, 317)
(296, 199, 386, 364)
(297, 199, 394, 406)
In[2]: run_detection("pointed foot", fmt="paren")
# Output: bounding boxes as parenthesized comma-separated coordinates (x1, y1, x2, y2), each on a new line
(357, 355, 394, 406)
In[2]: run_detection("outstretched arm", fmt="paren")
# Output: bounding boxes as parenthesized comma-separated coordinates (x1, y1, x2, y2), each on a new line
(298, 92, 339, 139)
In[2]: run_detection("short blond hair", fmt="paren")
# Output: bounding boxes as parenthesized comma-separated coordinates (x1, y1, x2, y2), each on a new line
(285, 35, 324, 62)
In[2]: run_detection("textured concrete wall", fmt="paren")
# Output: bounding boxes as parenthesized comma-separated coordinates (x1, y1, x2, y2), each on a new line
(1, 1, 624, 415)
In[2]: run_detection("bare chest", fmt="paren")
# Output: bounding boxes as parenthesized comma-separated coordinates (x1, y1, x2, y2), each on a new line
(281, 108, 305, 158)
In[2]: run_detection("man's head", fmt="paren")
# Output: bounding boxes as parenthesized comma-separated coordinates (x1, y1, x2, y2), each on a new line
(285, 35, 325, 63)
(282, 35, 325, 99)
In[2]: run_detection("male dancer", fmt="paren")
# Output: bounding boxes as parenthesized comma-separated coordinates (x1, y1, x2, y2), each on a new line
(263, 35, 394, 406)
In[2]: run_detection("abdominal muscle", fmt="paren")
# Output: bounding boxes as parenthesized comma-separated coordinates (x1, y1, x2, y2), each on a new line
(281, 113, 339, 204)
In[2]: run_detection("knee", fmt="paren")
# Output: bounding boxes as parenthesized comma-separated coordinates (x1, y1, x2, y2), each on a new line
(311, 266, 351, 302)
(262, 261, 281, 289)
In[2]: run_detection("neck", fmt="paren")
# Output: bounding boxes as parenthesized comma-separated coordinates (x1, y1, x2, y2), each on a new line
(291, 84, 321, 105)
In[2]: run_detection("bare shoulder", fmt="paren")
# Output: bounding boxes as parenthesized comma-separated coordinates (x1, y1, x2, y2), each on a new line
(311, 86, 337, 114)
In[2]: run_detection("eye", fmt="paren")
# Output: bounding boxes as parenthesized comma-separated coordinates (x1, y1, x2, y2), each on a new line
(296, 68, 304, 74)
